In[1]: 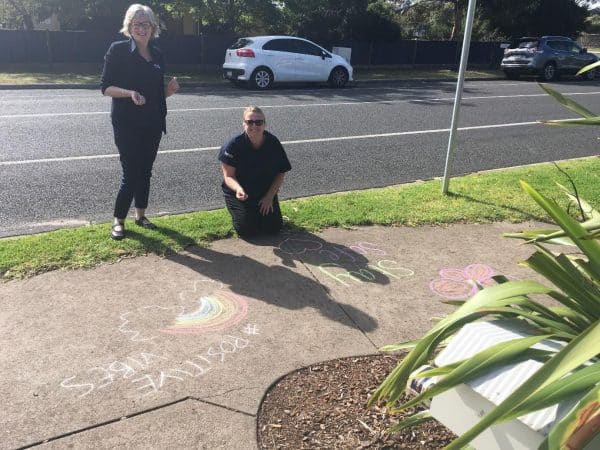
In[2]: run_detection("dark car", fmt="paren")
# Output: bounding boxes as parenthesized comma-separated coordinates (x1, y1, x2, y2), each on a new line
(501, 36, 598, 81)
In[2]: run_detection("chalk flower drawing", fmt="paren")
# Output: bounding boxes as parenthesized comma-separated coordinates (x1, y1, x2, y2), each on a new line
(429, 263, 497, 300)
(118, 278, 249, 340)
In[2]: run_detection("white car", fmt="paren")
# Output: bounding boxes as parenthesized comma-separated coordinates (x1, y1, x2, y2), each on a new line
(222, 35, 353, 89)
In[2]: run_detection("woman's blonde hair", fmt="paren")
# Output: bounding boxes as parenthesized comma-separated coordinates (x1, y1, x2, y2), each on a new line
(120, 4, 160, 38)
(243, 106, 266, 121)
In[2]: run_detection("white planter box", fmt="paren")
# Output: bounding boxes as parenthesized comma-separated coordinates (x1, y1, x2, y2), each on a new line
(423, 321, 598, 450)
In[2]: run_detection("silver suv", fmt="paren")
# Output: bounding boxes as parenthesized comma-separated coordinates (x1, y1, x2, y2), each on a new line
(501, 36, 598, 81)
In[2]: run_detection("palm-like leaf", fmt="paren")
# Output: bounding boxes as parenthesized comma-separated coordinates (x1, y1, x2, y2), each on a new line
(576, 60, 600, 76)
(540, 382, 600, 450)
(373, 180, 600, 449)
(445, 321, 600, 449)
(538, 83, 596, 118)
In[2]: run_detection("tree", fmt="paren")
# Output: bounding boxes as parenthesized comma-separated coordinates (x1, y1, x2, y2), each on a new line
(351, 0, 403, 43)
(5, 0, 36, 30)
(400, 0, 466, 40)
(281, 0, 400, 44)
(478, 0, 588, 40)
(160, 0, 282, 34)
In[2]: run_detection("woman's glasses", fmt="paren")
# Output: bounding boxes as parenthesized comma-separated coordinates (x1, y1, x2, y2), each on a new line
(244, 119, 265, 126)
(132, 22, 152, 30)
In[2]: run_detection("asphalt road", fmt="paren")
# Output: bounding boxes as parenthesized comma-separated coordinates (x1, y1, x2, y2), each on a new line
(1, 79, 599, 238)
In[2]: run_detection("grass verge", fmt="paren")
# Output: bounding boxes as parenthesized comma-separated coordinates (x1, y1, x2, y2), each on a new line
(0, 67, 502, 85)
(1, 157, 598, 281)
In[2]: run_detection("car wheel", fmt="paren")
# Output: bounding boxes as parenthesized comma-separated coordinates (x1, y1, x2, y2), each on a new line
(250, 67, 273, 89)
(541, 62, 557, 82)
(585, 68, 596, 81)
(328, 67, 349, 88)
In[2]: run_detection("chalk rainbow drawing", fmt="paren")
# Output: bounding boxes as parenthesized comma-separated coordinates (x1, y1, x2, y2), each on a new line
(118, 277, 249, 340)
(429, 263, 497, 300)
(160, 290, 248, 335)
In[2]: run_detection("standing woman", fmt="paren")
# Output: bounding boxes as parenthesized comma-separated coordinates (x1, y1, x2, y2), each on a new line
(101, 3, 179, 240)
(219, 106, 291, 238)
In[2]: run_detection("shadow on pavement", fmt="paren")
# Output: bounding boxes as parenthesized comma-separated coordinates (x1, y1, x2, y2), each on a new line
(132, 225, 380, 333)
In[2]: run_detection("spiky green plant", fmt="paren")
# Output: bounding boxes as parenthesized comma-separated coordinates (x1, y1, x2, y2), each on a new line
(370, 64, 600, 449)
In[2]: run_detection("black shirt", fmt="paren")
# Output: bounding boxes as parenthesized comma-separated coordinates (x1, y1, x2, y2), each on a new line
(218, 131, 292, 200)
(100, 39, 167, 133)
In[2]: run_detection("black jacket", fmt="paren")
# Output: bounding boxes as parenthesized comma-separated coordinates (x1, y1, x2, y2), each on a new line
(101, 39, 167, 133)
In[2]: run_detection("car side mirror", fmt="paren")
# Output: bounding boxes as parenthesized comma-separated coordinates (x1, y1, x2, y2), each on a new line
(582, 48, 588, 54)
(321, 51, 328, 60)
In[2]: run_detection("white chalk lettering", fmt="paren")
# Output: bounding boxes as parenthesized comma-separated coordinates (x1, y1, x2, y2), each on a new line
(132, 374, 159, 396)
(60, 329, 257, 399)
(60, 376, 95, 398)
(319, 263, 365, 286)
(369, 260, 414, 279)
(88, 367, 115, 390)
(319, 259, 414, 286)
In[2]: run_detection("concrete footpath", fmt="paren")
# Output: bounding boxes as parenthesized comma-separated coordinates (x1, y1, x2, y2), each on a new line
(0, 222, 545, 449)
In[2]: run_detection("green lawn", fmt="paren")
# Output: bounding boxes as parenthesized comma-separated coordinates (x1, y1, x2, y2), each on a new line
(1, 157, 598, 281)
(0, 66, 503, 85)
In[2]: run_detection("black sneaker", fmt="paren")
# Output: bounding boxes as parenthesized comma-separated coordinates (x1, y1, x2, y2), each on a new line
(134, 216, 156, 229)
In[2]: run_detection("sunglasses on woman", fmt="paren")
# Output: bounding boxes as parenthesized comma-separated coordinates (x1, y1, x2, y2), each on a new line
(244, 119, 264, 126)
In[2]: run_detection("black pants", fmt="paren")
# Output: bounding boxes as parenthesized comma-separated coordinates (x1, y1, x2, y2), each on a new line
(224, 195, 283, 238)
(113, 126, 162, 220)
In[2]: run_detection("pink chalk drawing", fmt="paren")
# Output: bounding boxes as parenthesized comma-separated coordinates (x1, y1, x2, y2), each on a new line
(429, 263, 498, 300)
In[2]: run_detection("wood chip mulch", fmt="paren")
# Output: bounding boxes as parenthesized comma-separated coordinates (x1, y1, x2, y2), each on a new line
(257, 354, 456, 449)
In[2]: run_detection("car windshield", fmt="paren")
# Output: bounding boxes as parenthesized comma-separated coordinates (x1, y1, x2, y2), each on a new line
(229, 38, 253, 49)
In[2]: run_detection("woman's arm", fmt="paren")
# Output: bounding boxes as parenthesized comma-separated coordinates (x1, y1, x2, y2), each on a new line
(258, 172, 285, 215)
(221, 163, 248, 201)
(103, 86, 146, 105)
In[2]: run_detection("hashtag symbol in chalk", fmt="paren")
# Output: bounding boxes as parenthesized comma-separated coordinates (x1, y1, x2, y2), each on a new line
(243, 324, 259, 335)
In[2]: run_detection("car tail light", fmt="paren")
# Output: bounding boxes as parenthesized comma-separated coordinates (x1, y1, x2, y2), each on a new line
(236, 48, 255, 57)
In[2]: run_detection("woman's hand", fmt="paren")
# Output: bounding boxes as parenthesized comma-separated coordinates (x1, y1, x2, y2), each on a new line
(131, 91, 146, 106)
(166, 77, 180, 97)
(236, 187, 248, 201)
(258, 195, 274, 215)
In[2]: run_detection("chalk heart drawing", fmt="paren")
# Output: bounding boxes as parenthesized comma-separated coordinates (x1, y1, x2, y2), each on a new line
(118, 278, 249, 341)
(430, 263, 498, 300)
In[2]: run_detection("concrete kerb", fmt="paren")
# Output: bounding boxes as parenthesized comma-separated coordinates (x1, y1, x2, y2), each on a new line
(0, 221, 546, 448)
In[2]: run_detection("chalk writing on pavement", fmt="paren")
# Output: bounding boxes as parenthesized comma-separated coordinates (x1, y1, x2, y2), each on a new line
(60, 328, 257, 398)
(277, 238, 414, 286)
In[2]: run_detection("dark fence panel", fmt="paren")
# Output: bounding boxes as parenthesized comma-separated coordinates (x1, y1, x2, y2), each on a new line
(0, 30, 502, 67)
(366, 40, 417, 65)
(0, 30, 49, 62)
(156, 34, 203, 64)
(49, 31, 117, 62)
(468, 41, 503, 66)
(414, 40, 459, 64)
(200, 33, 237, 65)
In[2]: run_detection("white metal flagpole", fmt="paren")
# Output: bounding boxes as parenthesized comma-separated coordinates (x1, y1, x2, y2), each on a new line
(441, 0, 478, 194)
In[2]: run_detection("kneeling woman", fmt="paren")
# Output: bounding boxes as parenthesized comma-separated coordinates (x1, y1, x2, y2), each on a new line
(218, 106, 291, 238)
